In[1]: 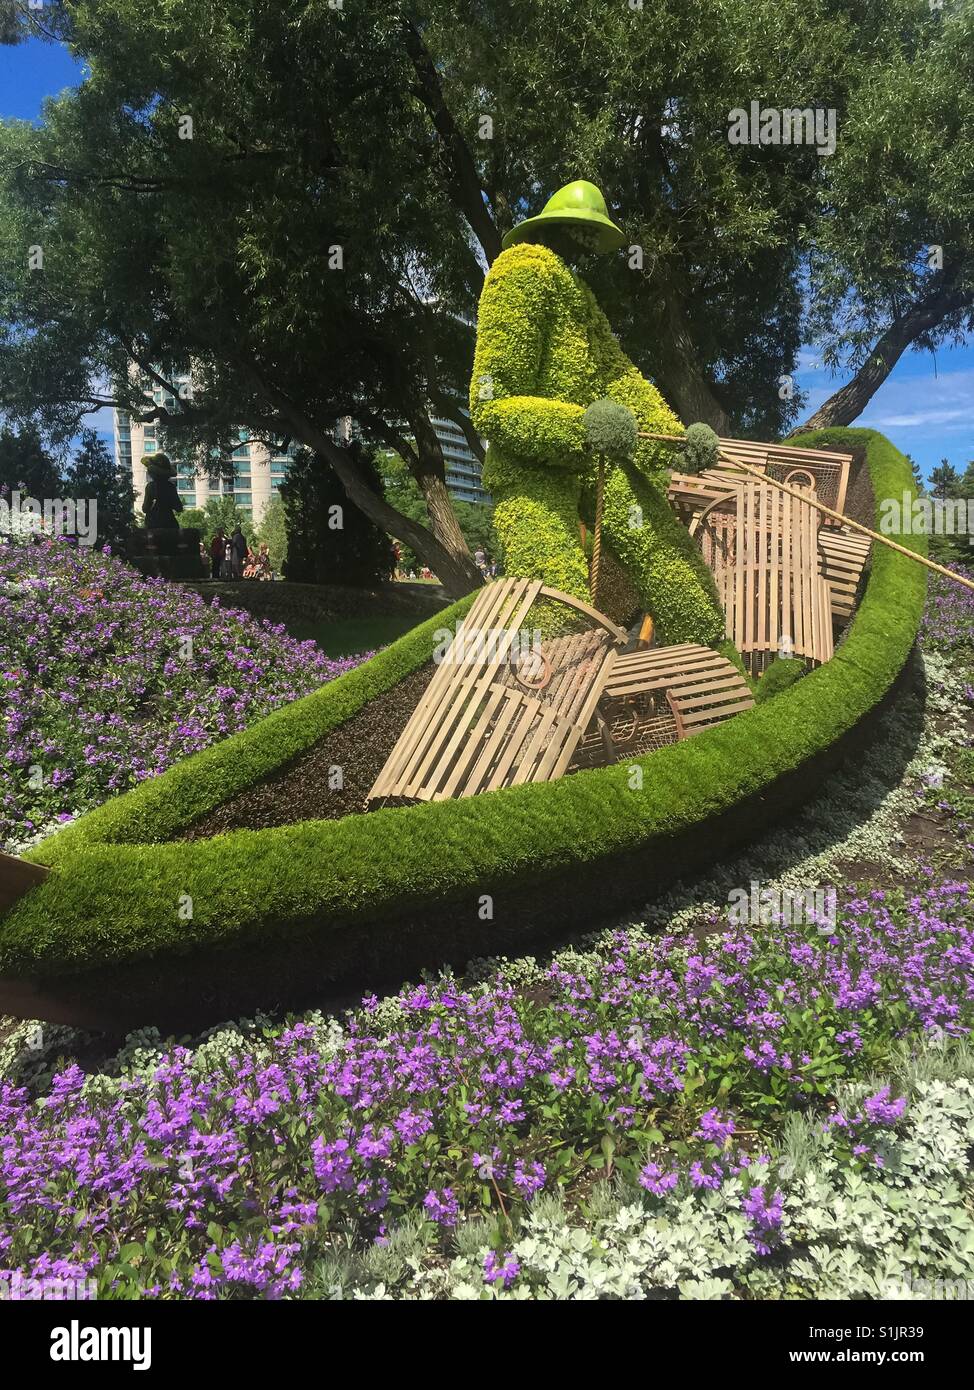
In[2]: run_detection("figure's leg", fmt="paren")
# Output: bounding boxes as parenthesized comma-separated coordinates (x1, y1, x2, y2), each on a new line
(491, 466, 589, 604)
(599, 464, 726, 647)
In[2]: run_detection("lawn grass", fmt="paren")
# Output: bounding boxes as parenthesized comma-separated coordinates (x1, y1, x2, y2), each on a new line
(286, 613, 423, 657)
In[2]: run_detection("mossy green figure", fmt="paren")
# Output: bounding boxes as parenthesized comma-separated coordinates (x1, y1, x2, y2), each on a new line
(470, 181, 724, 646)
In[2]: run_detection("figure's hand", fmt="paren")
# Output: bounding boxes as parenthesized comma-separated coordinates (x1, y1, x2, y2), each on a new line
(682, 422, 721, 475)
(584, 398, 638, 459)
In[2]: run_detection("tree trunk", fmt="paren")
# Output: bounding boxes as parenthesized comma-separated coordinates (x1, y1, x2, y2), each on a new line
(408, 410, 483, 589)
(655, 279, 730, 432)
(401, 20, 503, 266)
(799, 279, 972, 431)
(237, 359, 479, 596)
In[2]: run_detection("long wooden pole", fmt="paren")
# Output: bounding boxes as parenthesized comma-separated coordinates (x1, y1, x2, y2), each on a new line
(639, 430, 974, 595)
(590, 453, 605, 603)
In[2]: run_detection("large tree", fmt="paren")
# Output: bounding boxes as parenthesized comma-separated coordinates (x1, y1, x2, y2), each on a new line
(0, 1, 486, 592)
(1, 0, 971, 588)
(801, 1, 974, 428)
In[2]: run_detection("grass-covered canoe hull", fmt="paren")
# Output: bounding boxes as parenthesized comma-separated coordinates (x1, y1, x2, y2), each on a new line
(0, 431, 927, 1028)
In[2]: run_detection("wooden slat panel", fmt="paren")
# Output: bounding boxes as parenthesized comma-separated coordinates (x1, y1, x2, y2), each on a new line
(399, 579, 539, 793)
(458, 689, 527, 798)
(375, 578, 523, 794)
(679, 698, 755, 726)
(0, 851, 50, 914)
(405, 580, 542, 798)
(692, 477, 834, 675)
(437, 683, 509, 801)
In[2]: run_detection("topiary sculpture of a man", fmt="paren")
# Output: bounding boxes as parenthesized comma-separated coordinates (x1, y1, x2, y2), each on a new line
(470, 180, 724, 646)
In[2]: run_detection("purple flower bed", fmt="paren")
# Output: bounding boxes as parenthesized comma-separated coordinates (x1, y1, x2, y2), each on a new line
(0, 538, 366, 849)
(0, 880, 970, 1297)
(919, 567, 974, 651)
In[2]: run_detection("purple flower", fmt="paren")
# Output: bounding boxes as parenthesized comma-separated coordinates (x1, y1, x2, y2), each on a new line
(483, 1250, 520, 1289)
(639, 1162, 678, 1197)
(512, 1159, 545, 1200)
(423, 1188, 458, 1227)
(862, 1087, 908, 1127)
(742, 1186, 785, 1256)
(689, 1160, 723, 1191)
(355, 1125, 394, 1161)
(393, 1108, 433, 1145)
(695, 1108, 736, 1147)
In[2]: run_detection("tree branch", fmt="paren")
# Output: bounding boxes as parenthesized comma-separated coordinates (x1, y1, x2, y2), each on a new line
(399, 18, 502, 265)
(799, 273, 974, 431)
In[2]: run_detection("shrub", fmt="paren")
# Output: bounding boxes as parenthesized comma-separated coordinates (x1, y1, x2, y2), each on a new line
(755, 657, 807, 703)
(0, 430, 926, 988)
(281, 445, 394, 587)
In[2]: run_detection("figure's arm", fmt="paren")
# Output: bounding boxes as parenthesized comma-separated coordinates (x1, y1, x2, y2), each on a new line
(581, 288, 684, 474)
(470, 245, 587, 468)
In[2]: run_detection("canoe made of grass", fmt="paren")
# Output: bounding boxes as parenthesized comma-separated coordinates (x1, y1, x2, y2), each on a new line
(0, 430, 927, 1029)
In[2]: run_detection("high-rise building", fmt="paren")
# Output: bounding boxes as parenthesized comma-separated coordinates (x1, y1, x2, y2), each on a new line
(431, 412, 491, 505)
(115, 364, 488, 524)
(114, 368, 301, 526)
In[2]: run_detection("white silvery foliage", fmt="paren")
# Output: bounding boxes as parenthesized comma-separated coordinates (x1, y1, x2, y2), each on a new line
(338, 1069, 974, 1301)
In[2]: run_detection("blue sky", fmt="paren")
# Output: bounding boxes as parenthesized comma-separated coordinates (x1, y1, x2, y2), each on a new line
(3, 36, 972, 482)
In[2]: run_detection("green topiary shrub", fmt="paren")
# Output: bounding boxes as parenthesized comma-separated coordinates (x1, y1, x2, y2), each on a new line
(583, 398, 638, 458)
(470, 242, 724, 645)
(755, 656, 807, 703)
(682, 422, 721, 475)
(0, 430, 926, 1004)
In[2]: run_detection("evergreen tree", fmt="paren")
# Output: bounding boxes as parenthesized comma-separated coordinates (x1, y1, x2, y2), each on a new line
(929, 460, 960, 500)
(62, 429, 135, 550)
(256, 495, 287, 574)
(0, 424, 62, 499)
(281, 446, 394, 587)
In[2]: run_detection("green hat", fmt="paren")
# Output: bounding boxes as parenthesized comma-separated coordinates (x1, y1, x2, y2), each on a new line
(502, 179, 626, 254)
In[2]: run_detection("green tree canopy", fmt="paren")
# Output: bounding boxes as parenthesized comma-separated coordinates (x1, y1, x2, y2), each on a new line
(0, 422, 62, 498)
(0, 0, 971, 594)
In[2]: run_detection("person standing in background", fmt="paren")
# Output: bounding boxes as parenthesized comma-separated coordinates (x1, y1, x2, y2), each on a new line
(210, 528, 225, 579)
(231, 525, 248, 580)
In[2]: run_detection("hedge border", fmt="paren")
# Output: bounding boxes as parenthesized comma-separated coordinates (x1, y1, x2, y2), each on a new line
(0, 430, 926, 987)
